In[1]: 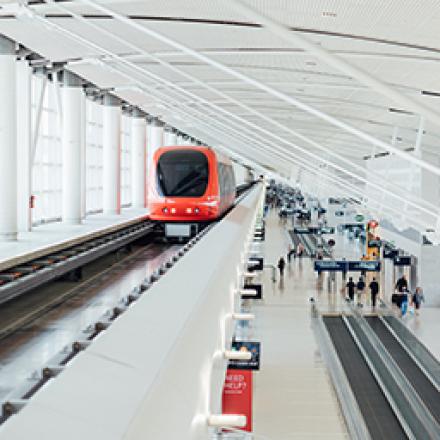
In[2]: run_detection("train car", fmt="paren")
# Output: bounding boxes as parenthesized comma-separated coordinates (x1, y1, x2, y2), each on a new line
(148, 146, 236, 238)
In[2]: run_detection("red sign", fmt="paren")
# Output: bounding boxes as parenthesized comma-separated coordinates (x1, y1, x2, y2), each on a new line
(222, 369, 253, 432)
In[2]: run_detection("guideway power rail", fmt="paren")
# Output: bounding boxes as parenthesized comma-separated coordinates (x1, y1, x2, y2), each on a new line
(0, 184, 264, 439)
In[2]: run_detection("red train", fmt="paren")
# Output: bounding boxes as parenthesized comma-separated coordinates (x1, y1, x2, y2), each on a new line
(147, 146, 236, 237)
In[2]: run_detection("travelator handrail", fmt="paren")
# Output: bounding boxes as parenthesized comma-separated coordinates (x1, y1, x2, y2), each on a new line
(380, 314, 440, 391)
(345, 307, 440, 439)
(311, 309, 371, 440)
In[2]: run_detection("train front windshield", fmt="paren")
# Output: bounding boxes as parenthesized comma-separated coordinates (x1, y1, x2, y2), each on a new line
(157, 150, 209, 197)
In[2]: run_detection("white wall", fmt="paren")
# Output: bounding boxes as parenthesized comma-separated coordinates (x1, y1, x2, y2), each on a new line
(0, 186, 264, 440)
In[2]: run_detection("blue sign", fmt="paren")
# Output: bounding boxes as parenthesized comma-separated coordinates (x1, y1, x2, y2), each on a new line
(394, 256, 412, 266)
(229, 341, 261, 370)
(314, 260, 347, 272)
(314, 260, 381, 272)
(348, 261, 381, 272)
(294, 227, 335, 235)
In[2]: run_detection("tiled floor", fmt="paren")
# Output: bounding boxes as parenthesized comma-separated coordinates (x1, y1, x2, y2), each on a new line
(0, 208, 148, 270)
(248, 212, 349, 439)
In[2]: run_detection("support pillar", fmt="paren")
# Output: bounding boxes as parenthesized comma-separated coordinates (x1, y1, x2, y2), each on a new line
(61, 70, 83, 224)
(0, 36, 17, 241)
(80, 88, 87, 219)
(147, 117, 164, 170)
(163, 126, 178, 146)
(103, 94, 121, 215)
(131, 108, 146, 208)
(17, 58, 32, 232)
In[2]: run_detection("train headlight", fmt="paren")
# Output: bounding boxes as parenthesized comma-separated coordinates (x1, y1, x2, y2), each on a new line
(171, 208, 176, 214)
(162, 207, 169, 214)
(186, 208, 193, 214)
(194, 207, 200, 214)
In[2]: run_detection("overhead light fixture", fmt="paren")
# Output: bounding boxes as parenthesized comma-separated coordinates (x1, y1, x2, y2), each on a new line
(388, 107, 414, 115)
(421, 90, 440, 97)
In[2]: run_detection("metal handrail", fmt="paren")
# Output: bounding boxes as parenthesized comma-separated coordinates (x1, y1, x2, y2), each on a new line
(347, 311, 440, 439)
(381, 314, 440, 390)
(313, 314, 371, 439)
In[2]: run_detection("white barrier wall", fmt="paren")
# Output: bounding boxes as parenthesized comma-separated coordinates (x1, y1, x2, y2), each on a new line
(0, 185, 264, 440)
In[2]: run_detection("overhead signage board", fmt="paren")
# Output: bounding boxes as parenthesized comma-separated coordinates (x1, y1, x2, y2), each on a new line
(314, 260, 381, 272)
(314, 260, 347, 272)
(394, 256, 412, 266)
(293, 227, 310, 234)
(229, 341, 261, 371)
(293, 227, 335, 235)
(348, 261, 381, 272)
(384, 248, 399, 259)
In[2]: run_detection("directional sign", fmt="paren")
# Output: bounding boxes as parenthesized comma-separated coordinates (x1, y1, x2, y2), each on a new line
(314, 260, 381, 272)
(348, 261, 381, 272)
(314, 260, 347, 272)
(394, 256, 412, 266)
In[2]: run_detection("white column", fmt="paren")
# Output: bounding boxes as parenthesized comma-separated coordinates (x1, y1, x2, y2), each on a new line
(103, 94, 121, 215)
(17, 58, 32, 233)
(62, 70, 83, 224)
(0, 36, 17, 241)
(147, 117, 164, 171)
(163, 126, 177, 146)
(131, 108, 146, 208)
(80, 91, 87, 219)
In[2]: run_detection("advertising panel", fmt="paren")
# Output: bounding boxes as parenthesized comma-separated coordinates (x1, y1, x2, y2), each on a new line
(222, 369, 253, 432)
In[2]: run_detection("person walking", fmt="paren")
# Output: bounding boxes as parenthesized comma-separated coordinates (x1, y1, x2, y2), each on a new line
(395, 274, 408, 292)
(346, 277, 356, 302)
(277, 257, 286, 278)
(356, 276, 366, 307)
(297, 242, 305, 258)
(287, 244, 295, 263)
(412, 287, 425, 315)
(400, 287, 409, 317)
(369, 277, 380, 308)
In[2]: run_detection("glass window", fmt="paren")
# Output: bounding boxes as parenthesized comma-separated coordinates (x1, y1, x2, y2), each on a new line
(157, 150, 208, 197)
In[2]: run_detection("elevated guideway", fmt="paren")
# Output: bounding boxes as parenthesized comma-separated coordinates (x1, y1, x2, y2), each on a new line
(0, 184, 264, 439)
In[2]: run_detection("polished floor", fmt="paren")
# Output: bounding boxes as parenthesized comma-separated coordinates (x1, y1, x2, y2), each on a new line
(0, 243, 177, 402)
(248, 212, 349, 439)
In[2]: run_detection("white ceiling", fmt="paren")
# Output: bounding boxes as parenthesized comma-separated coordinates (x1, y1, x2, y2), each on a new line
(1, 0, 440, 228)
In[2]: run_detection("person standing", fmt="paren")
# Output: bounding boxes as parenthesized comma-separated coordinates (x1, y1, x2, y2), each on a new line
(356, 276, 366, 307)
(412, 287, 425, 315)
(395, 274, 408, 292)
(369, 277, 380, 308)
(346, 277, 356, 302)
(277, 257, 286, 278)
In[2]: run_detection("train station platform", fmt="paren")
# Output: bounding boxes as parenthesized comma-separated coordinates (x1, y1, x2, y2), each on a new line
(0, 208, 149, 271)
(249, 211, 348, 438)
